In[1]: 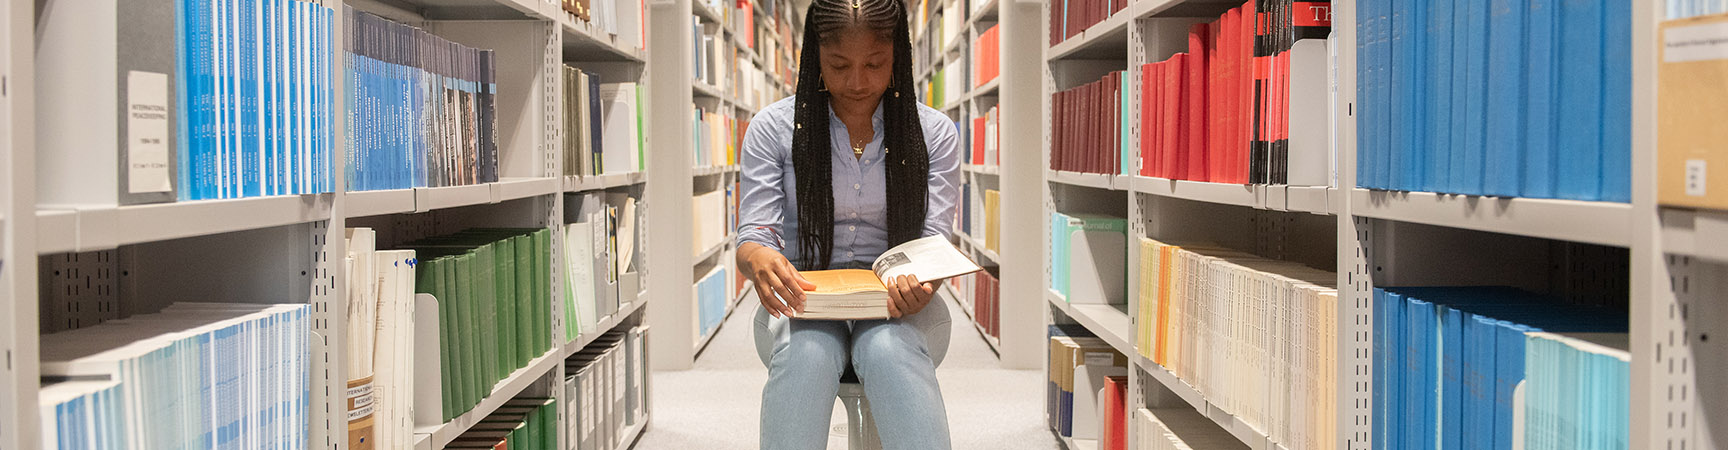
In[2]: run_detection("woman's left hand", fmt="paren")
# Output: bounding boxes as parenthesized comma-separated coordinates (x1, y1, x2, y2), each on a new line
(885, 275, 937, 318)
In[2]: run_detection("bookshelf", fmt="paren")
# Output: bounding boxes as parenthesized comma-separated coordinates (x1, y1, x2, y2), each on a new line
(1026, 1, 1693, 450)
(8, 0, 675, 447)
(914, 0, 1039, 368)
(646, 0, 797, 370)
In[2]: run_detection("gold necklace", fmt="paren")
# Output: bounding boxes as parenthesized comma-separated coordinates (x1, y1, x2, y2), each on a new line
(851, 139, 868, 157)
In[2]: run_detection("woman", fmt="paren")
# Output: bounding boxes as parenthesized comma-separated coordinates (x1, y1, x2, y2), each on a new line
(734, 0, 960, 447)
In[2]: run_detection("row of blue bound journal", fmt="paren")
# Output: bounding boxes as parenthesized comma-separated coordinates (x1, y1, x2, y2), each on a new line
(177, 0, 336, 201)
(1356, 0, 1631, 202)
(343, 6, 500, 192)
(39, 304, 311, 449)
(1373, 286, 1629, 450)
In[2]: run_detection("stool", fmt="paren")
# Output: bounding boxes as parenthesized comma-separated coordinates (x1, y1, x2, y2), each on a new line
(751, 287, 952, 450)
(836, 367, 882, 449)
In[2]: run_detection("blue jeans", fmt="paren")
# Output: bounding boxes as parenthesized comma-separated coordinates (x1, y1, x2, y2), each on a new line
(752, 269, 953, 450)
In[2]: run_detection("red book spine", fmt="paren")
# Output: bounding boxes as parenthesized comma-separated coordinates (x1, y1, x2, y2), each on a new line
(1207, 12, 1226, 183)
(1160, 63, 1174, 179)
(973, 117, 986, 164)
(1056, 90, 1066, 172)
(1140, 63, 1153, 177)
(1091, 80, 1101, 174)
(1165, 55, 1187, 181)
(1098, 78, 1109, 174)
(1101, 376, 1128, 450)
(1187, 22, 1210, 182)
(1144, 63, 1159, 178)
(1240, 0, 1256, 184)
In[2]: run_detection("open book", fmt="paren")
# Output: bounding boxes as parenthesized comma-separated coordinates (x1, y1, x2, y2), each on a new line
(795, 236, 983, 320)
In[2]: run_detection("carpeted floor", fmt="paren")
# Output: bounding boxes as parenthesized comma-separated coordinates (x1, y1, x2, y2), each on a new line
(632, 290, 1059, 450)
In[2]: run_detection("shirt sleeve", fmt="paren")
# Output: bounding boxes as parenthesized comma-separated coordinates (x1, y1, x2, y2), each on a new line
(736, 110, 789, 251)
(921, 116, 961, 240)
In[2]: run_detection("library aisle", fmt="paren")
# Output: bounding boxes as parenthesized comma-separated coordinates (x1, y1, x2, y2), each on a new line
(639, 291, 1059, 449)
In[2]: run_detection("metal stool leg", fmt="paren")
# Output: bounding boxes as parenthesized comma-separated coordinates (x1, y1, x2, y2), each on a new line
(837, 383, 882, 450)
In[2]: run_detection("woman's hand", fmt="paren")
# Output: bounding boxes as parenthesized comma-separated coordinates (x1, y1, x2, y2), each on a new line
(884, 275, 938, 318)
(740, 242, 817, 318)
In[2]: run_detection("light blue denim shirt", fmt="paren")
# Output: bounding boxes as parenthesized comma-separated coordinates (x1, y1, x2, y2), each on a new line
(735, 95, 961, 269)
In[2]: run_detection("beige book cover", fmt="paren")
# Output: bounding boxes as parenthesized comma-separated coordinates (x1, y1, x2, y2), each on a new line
(792, 236, 983, 320)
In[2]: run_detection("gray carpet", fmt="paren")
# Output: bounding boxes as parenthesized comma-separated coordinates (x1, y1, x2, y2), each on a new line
(633, 291, 1060, 450)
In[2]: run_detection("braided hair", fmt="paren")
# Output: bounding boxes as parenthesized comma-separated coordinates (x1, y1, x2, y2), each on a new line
(792, 0, 929, 271)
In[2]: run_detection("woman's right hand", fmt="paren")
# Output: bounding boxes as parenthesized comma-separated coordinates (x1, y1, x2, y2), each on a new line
(739, 242, 818, 318)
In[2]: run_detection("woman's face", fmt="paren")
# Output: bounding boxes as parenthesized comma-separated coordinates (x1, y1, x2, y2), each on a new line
(818, 27, 894, 106)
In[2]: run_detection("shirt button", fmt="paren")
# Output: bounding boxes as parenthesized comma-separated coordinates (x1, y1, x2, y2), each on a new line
(849, 226, 857, 232)
(847, 251, 855, 258)
(850, 212, 858, 218)
(853, 183, 862, 190)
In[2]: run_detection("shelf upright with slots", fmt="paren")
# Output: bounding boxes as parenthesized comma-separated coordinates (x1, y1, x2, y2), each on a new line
(647, 0, 704, 371)
(2, 0, 34, 446)
(914, 0, 1036, 370)
(649, 0, 795, 370)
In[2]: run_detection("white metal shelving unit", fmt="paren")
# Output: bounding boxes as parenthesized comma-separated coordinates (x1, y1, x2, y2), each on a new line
(1031, 0, 1688, 450)
(913, 0, 1038, 368)
(8, 0, 664, 447)
(647, 0, 797, 371)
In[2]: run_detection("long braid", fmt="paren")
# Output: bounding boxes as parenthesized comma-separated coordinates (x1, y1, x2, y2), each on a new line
(791, 0, 929, 270)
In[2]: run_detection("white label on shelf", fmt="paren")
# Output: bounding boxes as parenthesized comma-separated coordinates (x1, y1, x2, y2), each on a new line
(1665, 21, 1728, 63)
(1687, 159, 1708, 197)
(127, 71, 172, 194)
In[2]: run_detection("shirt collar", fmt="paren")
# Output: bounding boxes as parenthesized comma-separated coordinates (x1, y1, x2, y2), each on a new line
(826, 97, 886, 133)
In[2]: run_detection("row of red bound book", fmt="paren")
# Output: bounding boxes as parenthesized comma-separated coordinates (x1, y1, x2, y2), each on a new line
(1051, 71, 1125, 175)
(1138, 0, 1332, 185)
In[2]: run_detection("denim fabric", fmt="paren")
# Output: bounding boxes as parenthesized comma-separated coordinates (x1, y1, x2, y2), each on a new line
(752, 263, 954, 450)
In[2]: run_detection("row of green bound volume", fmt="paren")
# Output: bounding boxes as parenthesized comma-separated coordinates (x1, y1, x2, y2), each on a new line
(409, 228, 556, 422)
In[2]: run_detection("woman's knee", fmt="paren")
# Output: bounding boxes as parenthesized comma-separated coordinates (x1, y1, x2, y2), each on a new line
(850, 323, 930, 370)
(770, 333, 848, 376)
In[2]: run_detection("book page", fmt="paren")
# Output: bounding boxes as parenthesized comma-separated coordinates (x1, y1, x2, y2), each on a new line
(872, 236, 983, 283)
(800, 269, 888, 295)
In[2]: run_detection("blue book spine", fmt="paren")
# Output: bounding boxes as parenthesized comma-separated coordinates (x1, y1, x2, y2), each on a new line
(1555, 0, 1604, 200)
(1059, 389, 1074, 436)
(192, 0, 213, 201)
(1522, 0, 1558, 198)
(1386, 289, 1405, 449)
(1425, 0, 1454, 193)
(321, 8, 333, 194)
(263, 0, 276, 197)
(1462, 315, 1497, 450)
(1406, 0, 1427, 191)
(1493, 320, 1529, 450)
(305, 7, 317, 195)
(1600, 0, 1631, 202)
(1482, 0, 1525, 197)
(1374, 288, 1391, 450)
(1458, 0, 1490, 197)
(1446, 0, 1471, 195)
(1375, 0, 1393, 190)
(1440, 307, 1464, 450)
(175, 0, 191, 202)
(1404, 294, 1427, 450)
(1388, 0, 1411, 191)
(245, 0, 260, 198)
(224, 0, 240, 200)
(1355, 0, 1373, 189)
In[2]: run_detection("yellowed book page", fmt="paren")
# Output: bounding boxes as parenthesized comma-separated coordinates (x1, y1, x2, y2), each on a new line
(799, 269, 888, 295)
